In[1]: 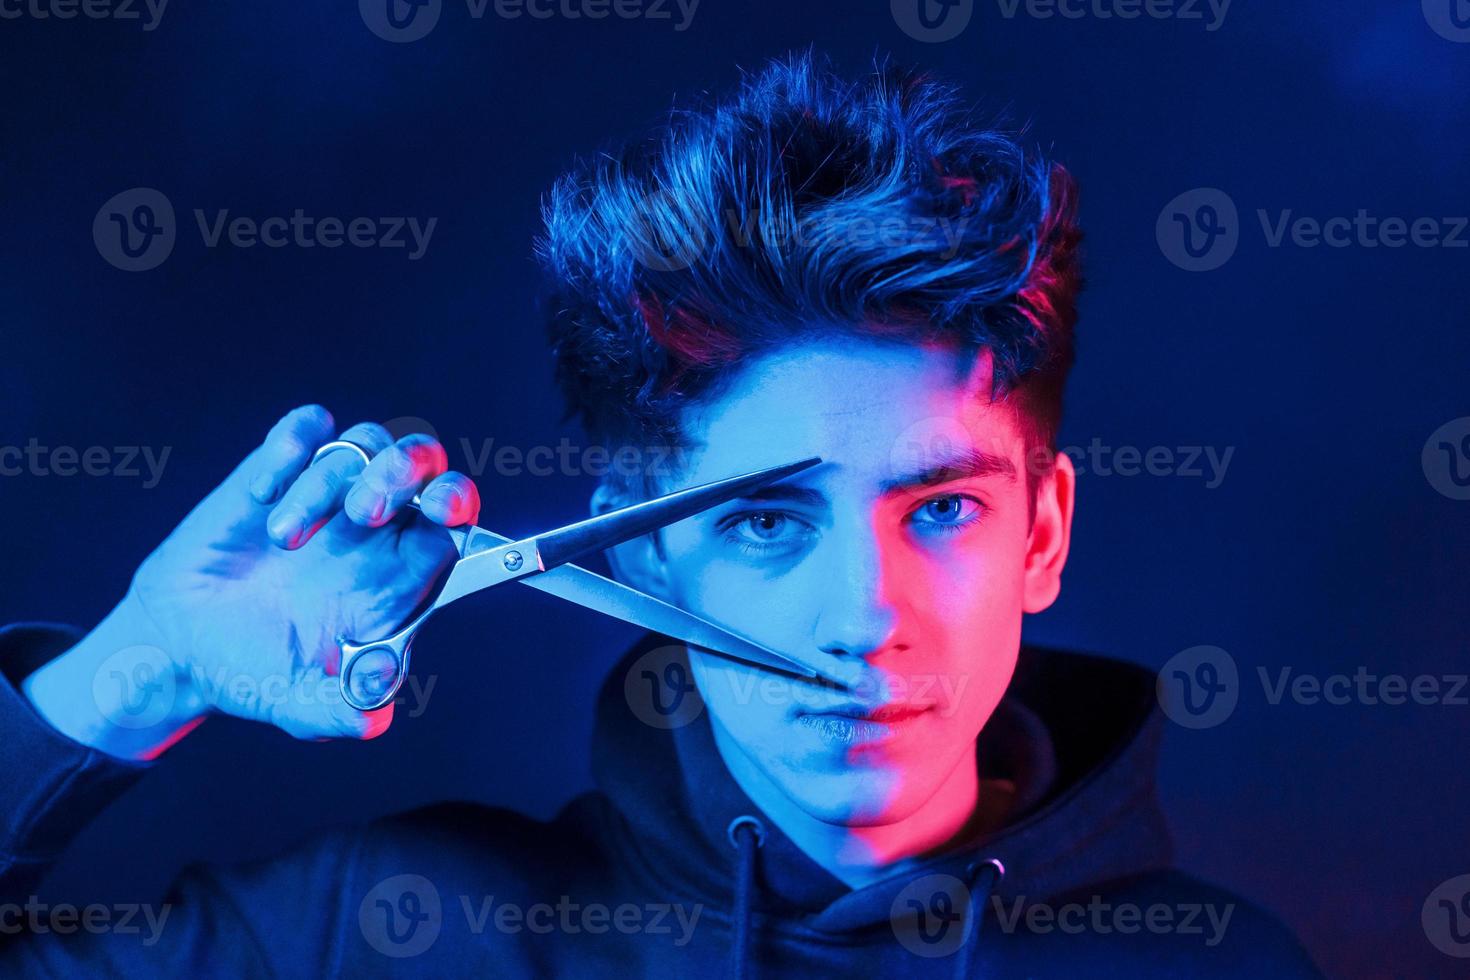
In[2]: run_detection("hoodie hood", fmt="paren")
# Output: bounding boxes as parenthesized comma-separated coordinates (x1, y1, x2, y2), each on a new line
(590, 633, 1173, 941)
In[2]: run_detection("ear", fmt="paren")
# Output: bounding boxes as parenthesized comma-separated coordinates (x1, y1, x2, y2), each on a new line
(1022, 450, 1075, 614)
(589, 483, 674, 602)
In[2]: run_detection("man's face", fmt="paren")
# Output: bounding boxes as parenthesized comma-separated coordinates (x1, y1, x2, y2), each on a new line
(611, 336, 1072, 827)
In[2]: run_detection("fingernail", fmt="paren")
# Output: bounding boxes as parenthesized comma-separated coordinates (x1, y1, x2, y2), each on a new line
(268, 508, 301, 545)
(250, 473, 276, 504)
(369, 496, 385, 523)
(428, 488, 460, 513)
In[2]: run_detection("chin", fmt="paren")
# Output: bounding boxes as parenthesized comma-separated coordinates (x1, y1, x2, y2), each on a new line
(780, 766, 927, 827)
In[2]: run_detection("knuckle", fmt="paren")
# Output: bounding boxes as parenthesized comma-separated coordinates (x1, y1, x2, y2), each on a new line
(395, 434, 449, 473)
(377, 445, 418, 485)
(288, 404, 334, 436)
(343, 489, 380, 523)
(340, 421, 393, 453)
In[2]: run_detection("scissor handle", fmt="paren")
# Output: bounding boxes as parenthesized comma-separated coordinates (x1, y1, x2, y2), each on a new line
(339, 609, 430, 711)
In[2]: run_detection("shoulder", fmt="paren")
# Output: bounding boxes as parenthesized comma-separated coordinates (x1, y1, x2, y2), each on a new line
(1033, 869, 1324, 978)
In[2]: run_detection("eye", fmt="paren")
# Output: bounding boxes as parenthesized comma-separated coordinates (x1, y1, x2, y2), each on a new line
(909, 494, 985, 534)
(719, 511, 814, 555)
(741, 513, 787, 540)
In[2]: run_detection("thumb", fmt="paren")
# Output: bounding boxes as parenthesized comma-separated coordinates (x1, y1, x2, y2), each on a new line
(267, 664, 395, 741)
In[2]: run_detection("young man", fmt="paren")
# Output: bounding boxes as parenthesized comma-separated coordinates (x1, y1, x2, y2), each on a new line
(1, 54, 1319, 976)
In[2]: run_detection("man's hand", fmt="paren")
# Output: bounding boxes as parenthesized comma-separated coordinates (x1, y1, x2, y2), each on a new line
(23, 405, 480, 758)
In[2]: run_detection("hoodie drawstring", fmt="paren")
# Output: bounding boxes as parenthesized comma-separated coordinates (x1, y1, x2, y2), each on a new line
(955, 858, 1006, 980)
(726, 815, 766, 980)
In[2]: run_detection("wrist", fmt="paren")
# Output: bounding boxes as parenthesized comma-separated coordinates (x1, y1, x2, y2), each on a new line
(22, 594, 206, 761)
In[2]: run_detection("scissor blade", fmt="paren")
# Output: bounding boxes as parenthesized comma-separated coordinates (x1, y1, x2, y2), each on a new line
(524, 562, 849, 685)
(439, 527, 848, 687)
(531, 457, 822, 572)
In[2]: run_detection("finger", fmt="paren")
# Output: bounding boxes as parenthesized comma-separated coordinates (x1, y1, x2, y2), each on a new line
(246, 405, 337, 504)
(266, 666, 395, 741)
(267, 422, 393, 549)
(415, 472, 482, 527)
(343, 434, 449, 528)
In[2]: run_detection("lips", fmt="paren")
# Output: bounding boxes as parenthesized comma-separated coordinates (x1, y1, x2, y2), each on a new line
(794, 700, 934, 747)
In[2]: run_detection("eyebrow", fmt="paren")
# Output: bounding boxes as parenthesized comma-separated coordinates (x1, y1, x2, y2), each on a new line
(715, 446, 1016, 510)
(723, 484, 828, 507)
(878, 446, 1018, 495)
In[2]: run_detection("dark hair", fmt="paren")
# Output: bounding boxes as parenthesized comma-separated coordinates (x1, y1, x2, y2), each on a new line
(537, 51, 1082, 493)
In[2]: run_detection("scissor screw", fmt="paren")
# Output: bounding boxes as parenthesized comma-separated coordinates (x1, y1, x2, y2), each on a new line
(503, 550, 524, 571)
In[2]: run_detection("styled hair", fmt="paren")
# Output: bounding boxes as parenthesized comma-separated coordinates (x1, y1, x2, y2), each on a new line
(537, 51, 1082, 494)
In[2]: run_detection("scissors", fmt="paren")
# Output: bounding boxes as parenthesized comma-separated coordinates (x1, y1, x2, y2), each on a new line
(310, 441, 848, 711)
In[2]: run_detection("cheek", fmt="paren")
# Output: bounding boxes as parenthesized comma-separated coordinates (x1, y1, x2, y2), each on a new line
(890, 530, 1028, 642)
(661, 539, 816, 648)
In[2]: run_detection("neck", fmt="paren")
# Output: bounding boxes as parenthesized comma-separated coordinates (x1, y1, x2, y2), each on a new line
(709, 721, 982, 890)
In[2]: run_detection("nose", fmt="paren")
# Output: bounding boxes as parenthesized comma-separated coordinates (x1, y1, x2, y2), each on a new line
(809, 522, 901, 661)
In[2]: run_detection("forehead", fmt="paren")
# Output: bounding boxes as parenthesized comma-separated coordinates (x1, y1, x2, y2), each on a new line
(677, 337, 1026, 484)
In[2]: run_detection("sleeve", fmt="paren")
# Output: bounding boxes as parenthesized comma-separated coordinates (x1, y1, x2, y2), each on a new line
(0, 623, 371, 977)
(0, 623, 151, 899)
(1, 825, 369, 978)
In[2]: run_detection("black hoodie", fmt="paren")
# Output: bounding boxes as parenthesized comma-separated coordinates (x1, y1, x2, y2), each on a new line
(0, 623, 1321, 977)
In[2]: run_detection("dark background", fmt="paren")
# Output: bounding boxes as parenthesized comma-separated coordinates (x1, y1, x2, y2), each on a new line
(3, 2, 1467, 976)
